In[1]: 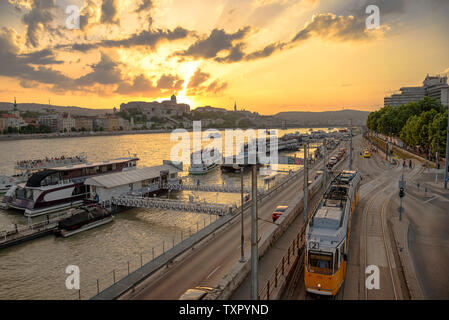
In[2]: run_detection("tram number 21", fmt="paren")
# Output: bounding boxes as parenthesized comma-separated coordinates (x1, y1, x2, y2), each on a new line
(309, 242, 319, 250)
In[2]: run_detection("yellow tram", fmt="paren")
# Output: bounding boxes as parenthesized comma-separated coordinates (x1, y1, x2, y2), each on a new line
(304, 170, 361, 296)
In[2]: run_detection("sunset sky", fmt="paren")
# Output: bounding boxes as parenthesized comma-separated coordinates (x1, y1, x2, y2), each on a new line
(0, 0, 448, 114)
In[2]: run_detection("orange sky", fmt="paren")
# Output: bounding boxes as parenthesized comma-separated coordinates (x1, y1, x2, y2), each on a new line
(0, 0, 448, 114)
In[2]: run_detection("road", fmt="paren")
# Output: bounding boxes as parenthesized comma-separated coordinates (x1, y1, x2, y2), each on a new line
(132, 143, 342, 299)
(400, 174, 449, 299)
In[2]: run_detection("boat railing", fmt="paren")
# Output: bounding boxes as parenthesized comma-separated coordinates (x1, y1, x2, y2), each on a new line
(0, 211, 73, 238)
(15, 154, 87, 171)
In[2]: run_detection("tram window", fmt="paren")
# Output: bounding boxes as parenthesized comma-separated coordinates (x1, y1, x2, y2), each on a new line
(308, 251, 333, 275)
(335, 248, 339, 271)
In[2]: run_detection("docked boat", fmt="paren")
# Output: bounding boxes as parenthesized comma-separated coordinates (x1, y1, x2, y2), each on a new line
(55, 204, 112, 237)
(1, 155, 138, 217)
(188, 148, 222, 175)
(0, 154, 87, 194)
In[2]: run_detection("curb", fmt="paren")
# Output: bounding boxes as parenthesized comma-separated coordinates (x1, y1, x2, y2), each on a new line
(390, 216, 424, 300)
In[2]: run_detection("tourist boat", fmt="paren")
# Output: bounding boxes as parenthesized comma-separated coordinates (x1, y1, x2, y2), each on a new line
(1, 155, 138, 217)
(0, 154, 88, 194)
(54, 204, 112, 238)
(188, 148, 222, 175)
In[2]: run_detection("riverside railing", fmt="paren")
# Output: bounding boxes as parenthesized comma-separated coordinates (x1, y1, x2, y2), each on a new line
(63, 213, 221, 300)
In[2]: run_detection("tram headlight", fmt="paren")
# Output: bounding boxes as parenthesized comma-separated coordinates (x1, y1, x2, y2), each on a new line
(318, 283, 321, 288)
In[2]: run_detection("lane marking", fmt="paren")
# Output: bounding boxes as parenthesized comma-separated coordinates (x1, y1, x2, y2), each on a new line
(206, 265, 221, 279)
(424, 196, 437, 204)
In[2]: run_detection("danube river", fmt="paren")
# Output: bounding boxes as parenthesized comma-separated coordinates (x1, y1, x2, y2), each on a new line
(0, 128, 333, 299)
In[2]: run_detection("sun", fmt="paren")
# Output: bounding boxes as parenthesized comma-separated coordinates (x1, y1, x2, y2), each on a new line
(175, 61, 202, 107)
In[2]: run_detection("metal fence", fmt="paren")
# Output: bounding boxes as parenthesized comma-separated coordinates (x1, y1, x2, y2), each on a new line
(63, 213, 220, 300)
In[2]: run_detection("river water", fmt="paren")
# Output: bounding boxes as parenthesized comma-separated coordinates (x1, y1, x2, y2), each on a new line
(0, 128, 332, 299)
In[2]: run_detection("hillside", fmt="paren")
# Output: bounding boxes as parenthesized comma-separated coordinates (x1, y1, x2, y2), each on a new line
(274, 109, 369, 126)
(0, 102, 112, 116)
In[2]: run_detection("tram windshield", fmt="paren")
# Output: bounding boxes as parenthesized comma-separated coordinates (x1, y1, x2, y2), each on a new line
(308, 251, 334, 275)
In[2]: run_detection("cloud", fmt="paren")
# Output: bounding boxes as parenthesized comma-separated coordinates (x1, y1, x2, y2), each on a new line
(64, 27, 191, 52)
(116, 73, 184, 96)
(178, 26, 251, 60)
(206, 80, 228, 94)
(157, 74, 184, 90)
(188, 69, 210, 88)
(176, 11, 381, 64)
(76, 52, 122, 86)
(101, 0, 119, 24)
(136, 0, 153, 12)
(187, 68, 227, 96)
(19, 48, 63, 65)
(22, 0, 56, 47)
(79, 0, 98, 31)
(0, 27, 72, 87)
(244, 42, 285, 61)
(291, 13, 374, 43)
(115, 74, 159, 95)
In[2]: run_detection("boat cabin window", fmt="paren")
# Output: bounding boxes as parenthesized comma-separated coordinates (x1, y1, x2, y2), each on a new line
(128, 161, 136, 168)
(308, 251, 334, 275)
(41, 172, 61, 186)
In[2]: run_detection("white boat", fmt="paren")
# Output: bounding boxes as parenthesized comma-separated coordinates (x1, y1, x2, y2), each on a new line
(188, 148, 222, 175)
(0, 153, 88, 194)
(2, 155, 139, 217)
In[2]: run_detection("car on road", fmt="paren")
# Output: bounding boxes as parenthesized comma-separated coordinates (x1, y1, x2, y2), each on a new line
(329, 156, 338, 165)
(272, 205, 288, 222)
(179, 286, 214, 300)
(363, 150, 371, 158)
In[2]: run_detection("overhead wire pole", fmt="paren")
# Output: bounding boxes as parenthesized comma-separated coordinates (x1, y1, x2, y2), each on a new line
(303, 143, 308, 223)
(445, 88, 449, 189)
(239, 165, 245, 263)
(323, 138, 327, 190)
(436, 118, 440, 184)
(349, 120, 353, 171)
(250, 164, 258, 300)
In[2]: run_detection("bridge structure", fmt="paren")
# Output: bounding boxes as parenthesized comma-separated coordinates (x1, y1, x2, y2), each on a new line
(111, 195, 232, 216)
(162, 182, 251, 194)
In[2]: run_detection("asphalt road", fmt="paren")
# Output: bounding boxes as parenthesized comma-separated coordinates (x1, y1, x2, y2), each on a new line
(401, 176, 449, 299)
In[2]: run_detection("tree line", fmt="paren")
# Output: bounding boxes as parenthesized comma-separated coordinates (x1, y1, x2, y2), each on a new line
(366, 97, 448, 155)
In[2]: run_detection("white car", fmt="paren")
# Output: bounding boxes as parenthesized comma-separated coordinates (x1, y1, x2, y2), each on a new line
(329, 156, 338, 165)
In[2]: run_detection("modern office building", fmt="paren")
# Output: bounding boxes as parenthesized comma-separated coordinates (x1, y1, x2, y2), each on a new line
(384, 74, 449, 107)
